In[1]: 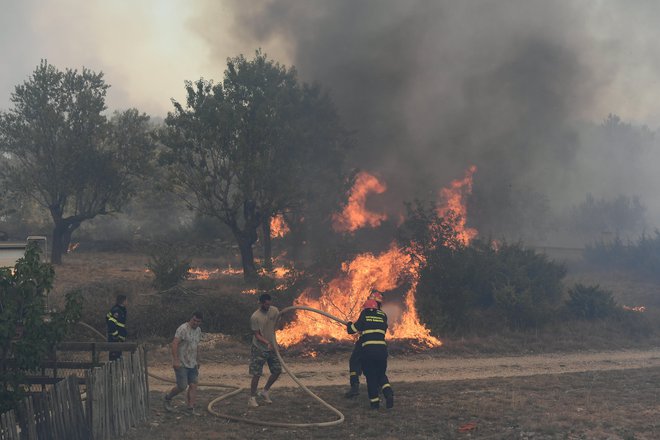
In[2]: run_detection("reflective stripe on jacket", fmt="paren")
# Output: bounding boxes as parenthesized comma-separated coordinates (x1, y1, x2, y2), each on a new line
(106, 304, 127, 342)
(347, 308, 388, 348)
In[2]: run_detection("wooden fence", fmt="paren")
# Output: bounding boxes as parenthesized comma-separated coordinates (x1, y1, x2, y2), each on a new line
(0, 345, 149, 440)
(86, 346, 149, 440)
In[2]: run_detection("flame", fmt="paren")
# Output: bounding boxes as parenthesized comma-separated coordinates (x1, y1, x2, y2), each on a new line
(277, 245, 441, 348)
(188, 268, 220, 280)
(270, 214, 290, 238)
(67, 242, 80, 253)
(332, 171, 388, 233)
(219, 266, 244, 276)
(437, 166, 478, 246)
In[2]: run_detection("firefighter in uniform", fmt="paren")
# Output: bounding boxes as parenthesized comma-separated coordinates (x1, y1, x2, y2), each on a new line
(345, 291, 384, 398)
(106, 294, 127, 361)
(346, 298, 394, 409)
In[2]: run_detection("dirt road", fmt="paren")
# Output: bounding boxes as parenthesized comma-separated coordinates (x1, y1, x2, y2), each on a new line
(147, 347, 660, 391)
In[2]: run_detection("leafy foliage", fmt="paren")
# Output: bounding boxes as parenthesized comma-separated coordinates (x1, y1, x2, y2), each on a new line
(404, 204, 567, 332)
(161, 50, 350, 279)
(565, 283, 618, 320)
(570, 194, 646, 239)
(0, 61, 155, 263)
(145, 244, 192, 291)
(0, 245, 82, 412)
(584, 232, 660, 280)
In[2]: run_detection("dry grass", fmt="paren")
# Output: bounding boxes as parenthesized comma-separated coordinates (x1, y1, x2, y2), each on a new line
(51, 250, 660, 353)
(124, 367, 660, 440)
(51, 249, 660, 438)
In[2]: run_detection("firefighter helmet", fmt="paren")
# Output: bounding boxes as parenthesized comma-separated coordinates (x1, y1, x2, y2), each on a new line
(362, 299, 379, 310)
(369, 291, 383, 303)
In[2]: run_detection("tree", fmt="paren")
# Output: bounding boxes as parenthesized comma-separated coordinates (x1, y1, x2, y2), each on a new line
(0, 244, 82, 412)
(0, 61, 155, 263)
(162, 51, 350, 280)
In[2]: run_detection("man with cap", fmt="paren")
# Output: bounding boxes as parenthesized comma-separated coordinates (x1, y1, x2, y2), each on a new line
(346, 296, 394, 409)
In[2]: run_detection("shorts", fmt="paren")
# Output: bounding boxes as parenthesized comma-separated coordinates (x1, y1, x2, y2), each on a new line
(174, 366, 199, 389)
(249, 344, 282, 376)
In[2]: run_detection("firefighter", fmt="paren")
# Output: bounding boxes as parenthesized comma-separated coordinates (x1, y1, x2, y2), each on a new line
(344, 291, 384, 398)
(346, 298, 394, 409)
(106, 294, 127, 361)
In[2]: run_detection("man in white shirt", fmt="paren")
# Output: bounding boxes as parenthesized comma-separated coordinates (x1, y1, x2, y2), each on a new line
(163, 311, 203, 415)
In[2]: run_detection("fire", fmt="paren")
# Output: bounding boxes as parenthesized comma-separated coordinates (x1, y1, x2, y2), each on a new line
(188, 268, 220, 280)
(272, 166, 482, 350)
(277, 245, 441, 348)
(332, 171, 388, 233)
(437, 166, 478, 246)
(67, 242, 80, 253)
(270, 214, 290, 238)
(219, 266, 244, 276)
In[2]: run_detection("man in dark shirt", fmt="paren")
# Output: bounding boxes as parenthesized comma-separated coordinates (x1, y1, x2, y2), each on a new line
(347, 298, 394, 409)
(344, 291, 384, 398)
(106, 294, 127, 361)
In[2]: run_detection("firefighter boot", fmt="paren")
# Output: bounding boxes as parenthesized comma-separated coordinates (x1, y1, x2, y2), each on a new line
(344, 376, 360, 399)
(344, 380, 359, 398)
(383, 387, 394, 409)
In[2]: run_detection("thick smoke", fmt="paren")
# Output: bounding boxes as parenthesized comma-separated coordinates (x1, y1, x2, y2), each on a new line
(191, 1, 660, 242)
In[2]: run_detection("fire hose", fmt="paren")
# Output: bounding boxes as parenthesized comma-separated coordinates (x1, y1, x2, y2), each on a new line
(79, 305, 349, 428)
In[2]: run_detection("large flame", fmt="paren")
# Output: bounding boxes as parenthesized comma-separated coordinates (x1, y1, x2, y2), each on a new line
(437, 165, 478, 245)
(332, 171, 388, 233)
(270, 214, 290, 238)
(277, 245, 441, 348)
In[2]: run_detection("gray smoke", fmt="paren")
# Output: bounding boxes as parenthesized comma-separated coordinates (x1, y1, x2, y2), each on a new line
(191, 1, 660, 240)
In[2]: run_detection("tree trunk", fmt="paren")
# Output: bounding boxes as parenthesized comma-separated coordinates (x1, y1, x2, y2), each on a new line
(51, 222, 65, 264)
(262, 214, 273, 271)
(61, 222, 80, 256)
(237, 236, 258, 281)
(287, 212, 305, 262)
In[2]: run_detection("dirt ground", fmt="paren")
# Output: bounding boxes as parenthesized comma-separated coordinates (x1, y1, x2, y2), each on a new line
(126, 362, 660, 440)
(52, 250, 660, 438)
(127, 342, 660, 439)
(146, 343, 660, 390)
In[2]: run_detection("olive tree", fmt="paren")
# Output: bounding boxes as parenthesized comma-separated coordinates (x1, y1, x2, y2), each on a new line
(162, 51, 350, 279)
(0, 61, 155, 263)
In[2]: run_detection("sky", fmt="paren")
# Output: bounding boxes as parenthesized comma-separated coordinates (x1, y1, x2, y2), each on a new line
(2, 0, 660, 125)
(3, 0, 660, 238)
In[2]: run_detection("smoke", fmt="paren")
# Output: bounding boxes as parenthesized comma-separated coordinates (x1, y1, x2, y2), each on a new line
(190, 0, 660, 238)
(4, 1, 660, 240)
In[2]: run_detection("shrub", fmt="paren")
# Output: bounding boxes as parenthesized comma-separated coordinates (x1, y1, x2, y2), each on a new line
(584, 231, 660, 280)
(0, 245, 82, 412)
(416, 239, 566, 333)
(570, 193, 646, 239)
(146, 243, 191, 290)
(565, 283, 618, 320)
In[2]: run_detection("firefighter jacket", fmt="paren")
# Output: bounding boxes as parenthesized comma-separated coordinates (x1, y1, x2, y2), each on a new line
(106, 304, 127, 342)
(347, 307, 388, 350)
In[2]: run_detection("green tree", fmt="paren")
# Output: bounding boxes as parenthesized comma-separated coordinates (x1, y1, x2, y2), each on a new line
(0, 61, 155, 263)
(162, 51, 350, 280)
(0, 244, 82, 412)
